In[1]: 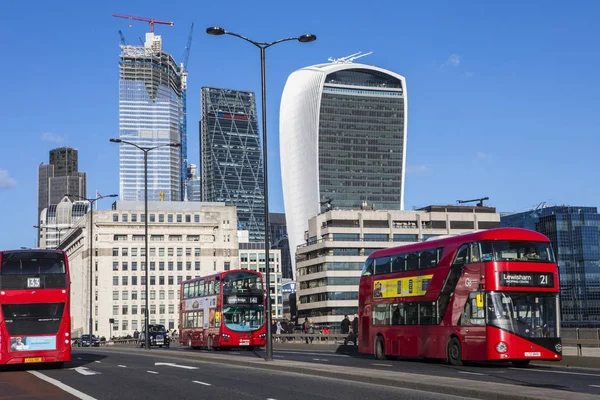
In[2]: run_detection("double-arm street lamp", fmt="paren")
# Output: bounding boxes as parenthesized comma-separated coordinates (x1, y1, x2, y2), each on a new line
(65, 193, 118, 347)
(109, 138, 180, 350)
(206, 27, 316, 361)
(33, 225, 72, 249)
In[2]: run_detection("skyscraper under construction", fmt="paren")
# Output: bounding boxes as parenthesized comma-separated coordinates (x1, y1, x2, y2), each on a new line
(117, 32, 186, 201)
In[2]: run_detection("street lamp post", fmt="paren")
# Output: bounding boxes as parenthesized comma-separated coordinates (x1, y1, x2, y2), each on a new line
(206, 27, 316, 361)
(109, 138, 180, 350)
(65, 193, 117, 348)
(33, 225, 72, 249)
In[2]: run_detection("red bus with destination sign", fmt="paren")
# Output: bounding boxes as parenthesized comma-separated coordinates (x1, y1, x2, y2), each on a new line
(179, 270, 266, 350)
(0, 249, 71, 366)
(358, 228, 561, 367)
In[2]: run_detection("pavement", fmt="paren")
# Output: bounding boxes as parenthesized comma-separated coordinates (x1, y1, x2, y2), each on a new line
(4, 345, 600, 399)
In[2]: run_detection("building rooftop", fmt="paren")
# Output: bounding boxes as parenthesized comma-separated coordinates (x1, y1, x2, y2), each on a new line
(111, 200, 227, 212)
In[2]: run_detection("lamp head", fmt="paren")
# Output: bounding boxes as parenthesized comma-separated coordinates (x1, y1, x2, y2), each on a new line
(170, 143, 181, 148)
(109, 138, 122, 143)
(206, 27, 226, 36)
(298, 34, 317, 43)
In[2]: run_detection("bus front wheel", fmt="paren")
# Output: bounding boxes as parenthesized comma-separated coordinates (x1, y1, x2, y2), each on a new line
(374, 336, 386, 360)
(447, 337, 464, 366)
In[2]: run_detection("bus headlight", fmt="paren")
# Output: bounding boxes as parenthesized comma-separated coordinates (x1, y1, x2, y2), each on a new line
(259, 333, 266, 341)
(496, 342, 507, 353)
(222, 334, 230, 342)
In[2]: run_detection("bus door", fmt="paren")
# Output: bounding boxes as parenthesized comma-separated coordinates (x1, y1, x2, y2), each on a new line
(460, 291, 487, 360)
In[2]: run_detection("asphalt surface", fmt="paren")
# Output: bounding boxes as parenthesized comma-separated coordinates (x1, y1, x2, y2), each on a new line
(8, 350, 478, 400)
(164, 345, 600, 396)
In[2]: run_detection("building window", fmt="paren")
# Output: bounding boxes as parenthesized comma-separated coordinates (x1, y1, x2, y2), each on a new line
(194, 215, 200, 223)
(113, 262, 119, 271)
(159, 276, 165, 285)
(159, 248, 165, 257)
(177, 262, 183, 271)
(168, 290, 174, 300)
(159, 290, 165, 300)
(186, 262, 191, 271)
(150, 214, 155, 223)
(113, 306, 119, 315)
(186, 248, 192, 257)
(177, 248, 183, 257)
(168, 304, 174, 314)
(194, 248, 200, 257)
(177, 276, 183, 284)
(150, 276, 156, 285)
(113, 291, 119, 300)
(168, 276, 174, 285)
(150, 248, 156, 257)
(140, 214, 146, 223)
(113, 277, 119, 286)
(122, 262, 128, 271)
(113, 214, 118, 222)
(195, 262, 200, 271)
(159, 305, 166, 314)
(159, 262, 165, 271)
(132, 262, 138, 271)
(168, 262, 174, 271)
(150, 262, 155, 271)
(122, 214, 128, 223)
(122, 276, 128, 286)
(159, 214, 165, 223)
(168, 214, 173, 223)
(131, 214, 137, 222)
(186, 215, 191, 223)
(112, 248, 119, 257)
(132, 291, 138, 300)
(132, 276, 138, 285)
(150, 290, 156, 300)
(132, 248, 137, 256)
(177, 214, 182, 223)
(150, 305, 156, 315)
(122, 305, 128, 315)
(168, 248, 174, 256)
(224, 262, 230, 271)
(132, 305, 138, 315)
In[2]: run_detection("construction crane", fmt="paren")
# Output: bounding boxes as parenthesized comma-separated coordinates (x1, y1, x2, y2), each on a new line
(457, 197, 489, 207)
(112, 13, 174, 33)
(118, 30, 126, 46)
(180, 23, 194, 201)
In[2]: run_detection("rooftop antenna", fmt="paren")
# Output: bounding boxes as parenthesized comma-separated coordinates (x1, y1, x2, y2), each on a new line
(328, 51, 373, 64)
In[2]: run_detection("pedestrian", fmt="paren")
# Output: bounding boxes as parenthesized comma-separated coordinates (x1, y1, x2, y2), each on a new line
(303, 317, 309, 344)
(352, 314, 359, 346)
(341, 315, 351, 345)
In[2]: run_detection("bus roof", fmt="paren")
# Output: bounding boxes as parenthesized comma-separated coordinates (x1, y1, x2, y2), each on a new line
(182, 269, 262, 285)
(369, 228, 550, 260)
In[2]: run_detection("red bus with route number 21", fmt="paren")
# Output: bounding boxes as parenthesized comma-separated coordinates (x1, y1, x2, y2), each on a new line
(358, 228, 562, 367)
(0, 249, 71, 366)
(179, 270, 266, 350)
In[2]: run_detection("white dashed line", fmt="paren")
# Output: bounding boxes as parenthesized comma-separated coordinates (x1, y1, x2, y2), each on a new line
(193, 380, 211, 386)
(590, 385, 600, 388)
(312, 358, 329, 362)
(372, 363, 393, 367)
(147, 371, 159, 374)
(459, 371, 486, 376)
(94, 361, 101, 364)
(118, 365, 127, 368)
(231, 352, 240, 355)
(273, 355, 285, 358)
(29, 371, 98, 400)
(77, 357, 82, 360)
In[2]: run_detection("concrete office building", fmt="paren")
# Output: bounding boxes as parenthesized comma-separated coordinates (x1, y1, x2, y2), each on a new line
(60, 201, 238, 338)
(296, 205, 500, 326)
(38, 147, 87, 239)
(501, 205, 600, 327)
(186, 164, 201, 202)
(280, 60, 407, 277)
(118, 33, 185, 202)
(39, 196, 89, 249)
(200, 87, 265, 242)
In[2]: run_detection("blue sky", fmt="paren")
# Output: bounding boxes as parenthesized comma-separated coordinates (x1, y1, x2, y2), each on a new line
(1, 0, 599, 249)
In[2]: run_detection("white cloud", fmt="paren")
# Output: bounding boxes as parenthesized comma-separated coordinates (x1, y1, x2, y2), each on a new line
(406, 164, 432, 175)
(0, 169, 17, 188)
(440, 54, 461, 69)
(41, 132, 66, 144)
(475, 151, 489, 160)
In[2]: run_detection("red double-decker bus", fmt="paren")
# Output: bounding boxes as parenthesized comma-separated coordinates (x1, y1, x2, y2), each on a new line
(0, 249, 71, 366)
(358, 228, 561, 367)
(179, 270, 266, 350)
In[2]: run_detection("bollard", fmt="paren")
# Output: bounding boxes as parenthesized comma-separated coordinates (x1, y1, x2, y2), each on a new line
(576, 328, 582, 356)
(597, 328, 600, 348)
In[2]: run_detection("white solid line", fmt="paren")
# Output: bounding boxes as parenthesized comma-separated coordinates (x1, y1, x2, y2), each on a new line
(273, 355, 285, 358)
(147, 371, 159, 374)
(590, 385, 600, 388)
(372, 363, 393, 367)
(510, 368, 600, 377)
(118, 365, 127, 368)
(193, 380, 211, 386)
(29, 371, 98, 400)
(459, 371, 486, 376)
(267, 398, 278, 400)
(94, 361, 101, 364)
(231, 352, 240, 355)
(275, 350, 350, 358)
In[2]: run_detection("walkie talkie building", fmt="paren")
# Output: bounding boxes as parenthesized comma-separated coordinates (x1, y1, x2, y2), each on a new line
(280, 62, 407, 277)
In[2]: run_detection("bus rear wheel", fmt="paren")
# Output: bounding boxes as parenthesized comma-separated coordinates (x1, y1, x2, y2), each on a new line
(447, 337, 464, 366)
(187, 337, 192, 348)
(374, 336, 386, 360)
(512, 360, 530, 368)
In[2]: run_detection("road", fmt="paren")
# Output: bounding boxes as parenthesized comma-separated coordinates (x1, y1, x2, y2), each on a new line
(3, 349, 479, 400)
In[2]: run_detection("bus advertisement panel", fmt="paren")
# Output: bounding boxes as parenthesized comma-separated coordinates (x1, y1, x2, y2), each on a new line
(0, 249, 71, 366)
(358, 228, 561, 367)
(179, 270, 266, 350)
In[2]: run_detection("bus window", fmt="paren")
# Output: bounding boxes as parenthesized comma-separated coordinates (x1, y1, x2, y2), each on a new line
(184, 283, 190, 299)
(208, 280, 215, 295)
(391, 254, 406, 273)
(420, 250, 435, 269)
(460, 292, 485, 326)
(374, 257, 391, 275)
(469, 243, 481, 263)
(452, 244, 469, 267)
(372, 304, 389, 326)
(419, 302, 437, 325)
(361, 258, 374, 276)
(199, 280, 205, 296)
(406, 303, 418, 325)
(391, 304, 405, 325)
(406, 253, 419, 271)
(215, 276, 221, 294)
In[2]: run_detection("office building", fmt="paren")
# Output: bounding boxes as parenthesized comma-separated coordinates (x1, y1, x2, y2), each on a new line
(38, 196, 89, 249)
(238, 241, 283, 318)
(200, 87, 265, 242)
(501, 205, 600, 327)
(280, 60, 407, 276)
(296, 205, 500, 326)
(282, 280, 297, 321)
(186, 164, 201, 202)
(37, 147, 87, 241)
(118, 33, 184, 202)
(60, 201, 239, 338)
(270, 213, 292, 280)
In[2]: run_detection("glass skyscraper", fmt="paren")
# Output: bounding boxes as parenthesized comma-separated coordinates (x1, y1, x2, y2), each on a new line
(200, 87, 265, 242)
(501, 205, 600, 327)
(118, 33, 183, 202)
(279, 62, 407, 277)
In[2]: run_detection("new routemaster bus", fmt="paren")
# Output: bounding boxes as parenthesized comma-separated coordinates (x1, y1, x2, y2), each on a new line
(0, 249, 71, 366)
(179, 270, 266, 350)
(358, 228, 561, 367)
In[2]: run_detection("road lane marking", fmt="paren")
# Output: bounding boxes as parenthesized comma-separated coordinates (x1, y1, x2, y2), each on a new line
(510, 368, 600, 377)
(155, 362, 198, 370)
(94, 361, 101, 364)
(273, 350, 350, 358)
(118, 365, 127, 368)
(459, 371, 486, 376)
(231, 352, 240, 355)
(273, 355, 285, 358)
(147, 371, 159, 374)
(29, 371, 98, 400)
(590, 385, 600, 388)
(77, 357, 82, 360)
(372, 363, 393, 367)
(70, 367, 100, 376)
(312, 358, 329, 362)
(193, 381, 211, 386)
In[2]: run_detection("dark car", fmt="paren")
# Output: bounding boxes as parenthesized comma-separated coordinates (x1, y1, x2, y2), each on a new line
(78, 334, 100, 347)
(139, 324, 169, 348)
